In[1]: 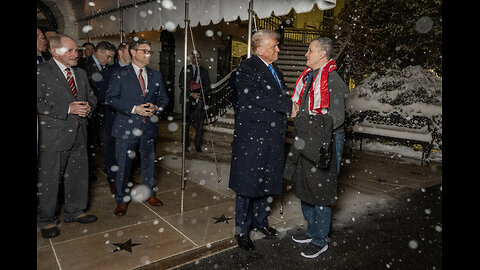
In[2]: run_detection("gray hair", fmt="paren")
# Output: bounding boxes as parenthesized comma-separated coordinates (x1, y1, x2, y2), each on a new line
(49, 34, 74, 49)
(311, 37, 334, 59)
(251, 29, 280, 54)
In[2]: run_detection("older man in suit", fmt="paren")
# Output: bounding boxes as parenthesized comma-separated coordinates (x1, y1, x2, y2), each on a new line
(37, 34, 98, 239)
(229, 29, 299, 250)
(106, 39, 169, 216)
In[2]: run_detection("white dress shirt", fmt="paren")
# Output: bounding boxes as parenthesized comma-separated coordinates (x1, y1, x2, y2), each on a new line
(130, 63, 156, 114)
(52, 58, 77, 114)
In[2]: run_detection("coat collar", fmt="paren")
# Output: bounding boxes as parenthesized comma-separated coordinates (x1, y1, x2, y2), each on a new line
(44, 58, 82, 99)
(250, 55, 285, 94)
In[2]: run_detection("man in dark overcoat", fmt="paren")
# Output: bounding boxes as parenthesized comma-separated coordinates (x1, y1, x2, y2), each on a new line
(284, 37, 349, 259)
(229, 29, 299, 250)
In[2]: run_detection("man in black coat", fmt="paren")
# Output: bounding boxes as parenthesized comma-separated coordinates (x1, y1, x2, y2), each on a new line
(229, 30, 299, 250)
(179, 50, 211, 152)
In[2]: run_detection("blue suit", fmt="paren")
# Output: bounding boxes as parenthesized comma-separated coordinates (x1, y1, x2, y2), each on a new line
(106, 64, 169, 204)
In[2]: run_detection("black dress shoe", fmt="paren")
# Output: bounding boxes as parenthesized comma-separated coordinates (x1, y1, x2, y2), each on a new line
(235, 234, 255, 251)
(195, 146, 203, 152)
(254, 226, 278, 239)
(64, 214, 98, 224)
(41, 226, 60, 239)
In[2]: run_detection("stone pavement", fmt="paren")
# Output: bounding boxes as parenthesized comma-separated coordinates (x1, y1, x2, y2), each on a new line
(36, 117, 442, 270)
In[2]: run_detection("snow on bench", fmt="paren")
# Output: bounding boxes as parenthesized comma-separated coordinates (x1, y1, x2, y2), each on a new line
(352, 120, 433, 165)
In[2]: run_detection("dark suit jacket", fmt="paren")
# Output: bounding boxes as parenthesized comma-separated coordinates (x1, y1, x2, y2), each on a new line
(77, 55, 105, 103)
(228, 54, 293, 197)
(178, 64, 211, 105)
(37, 59, 97, 152)
(95, 62, 122, 135)
(106, 64, 169, 140)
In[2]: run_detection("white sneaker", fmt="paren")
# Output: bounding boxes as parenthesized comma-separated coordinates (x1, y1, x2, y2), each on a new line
(300, 243, 328, 259)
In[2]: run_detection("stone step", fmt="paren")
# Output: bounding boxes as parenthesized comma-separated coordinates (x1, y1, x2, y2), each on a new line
(281, 42, 309, 47)
(278, 54, 307, 61)
(284, 76, 299, 83)
(275, 59, 306, 66)
(279, 45, 308, 52)
(283, 70, 303, 77)
(277, 65, 306, 72)
(278, 50, 306, 56)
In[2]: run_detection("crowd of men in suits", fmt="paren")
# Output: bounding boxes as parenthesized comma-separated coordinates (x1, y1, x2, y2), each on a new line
(36, 27, 349, 259)
(37, 28, 168, 238)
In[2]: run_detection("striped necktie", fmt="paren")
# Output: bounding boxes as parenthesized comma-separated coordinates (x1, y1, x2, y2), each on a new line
(65, 68, 77, 99)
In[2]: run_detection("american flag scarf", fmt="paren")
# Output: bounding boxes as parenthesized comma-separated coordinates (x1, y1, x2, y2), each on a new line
(291, 59, 337, 115)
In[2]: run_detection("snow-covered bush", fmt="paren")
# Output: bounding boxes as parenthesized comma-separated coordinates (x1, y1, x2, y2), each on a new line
(346, 65, 442, 151)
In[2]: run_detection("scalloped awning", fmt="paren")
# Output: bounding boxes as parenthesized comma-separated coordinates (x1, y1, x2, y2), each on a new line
(76, 0, 336, 38)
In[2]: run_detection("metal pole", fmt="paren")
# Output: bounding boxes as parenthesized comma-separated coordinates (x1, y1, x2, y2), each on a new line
(247, 0, 254, 58)
(118, 0, 123, 43)
(181, 0, 189, 191)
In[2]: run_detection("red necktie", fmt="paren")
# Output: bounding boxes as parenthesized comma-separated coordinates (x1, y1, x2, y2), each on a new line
(139, 69, 146, 97)
(65, 68, 77, 99)
(138, 69, 146, 123)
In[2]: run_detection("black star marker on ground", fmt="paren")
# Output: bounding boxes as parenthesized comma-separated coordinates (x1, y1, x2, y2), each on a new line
(111, 239, 141, 253)
(212, 214, 233, 224)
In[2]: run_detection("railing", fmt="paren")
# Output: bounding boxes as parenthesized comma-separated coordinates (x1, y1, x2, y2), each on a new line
(282, 28, 321, 44)
(203, 71, 233, 125)
(257, 15, 321, 45)
(257, 15, 282, 32)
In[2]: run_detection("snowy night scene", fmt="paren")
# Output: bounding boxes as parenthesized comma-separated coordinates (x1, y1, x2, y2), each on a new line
(36, 0, 442, 269)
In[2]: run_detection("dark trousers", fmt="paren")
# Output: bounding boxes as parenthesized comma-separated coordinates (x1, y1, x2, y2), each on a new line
(105, 134, 116, 184)
(185, 98, 204, 149)
(235, 194, 270, 236)
(104, 106, 116, 184)
(87, 105, 106, 177)
(37, 128, 89, 228)
(114, 131, 156, 204)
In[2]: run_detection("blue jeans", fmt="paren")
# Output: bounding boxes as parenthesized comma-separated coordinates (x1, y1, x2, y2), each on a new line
(334, 131, 345, 176)
(301, 201, 331, 246)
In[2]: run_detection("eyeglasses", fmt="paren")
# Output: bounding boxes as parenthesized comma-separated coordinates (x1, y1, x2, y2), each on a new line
(134, 48, 154, 55)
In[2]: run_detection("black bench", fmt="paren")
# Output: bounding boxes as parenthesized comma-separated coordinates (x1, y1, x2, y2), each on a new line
(352, 120, 433, 166)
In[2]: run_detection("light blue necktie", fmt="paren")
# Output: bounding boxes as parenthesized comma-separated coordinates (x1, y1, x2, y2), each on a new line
(268, 64, 282, 88)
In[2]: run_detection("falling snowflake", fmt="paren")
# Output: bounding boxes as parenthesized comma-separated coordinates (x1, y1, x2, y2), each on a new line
(205, 30, 214, 37)
(82, 25, 93, 33)
(130, 184, 151, 202)
(408, 240, 418, 249)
